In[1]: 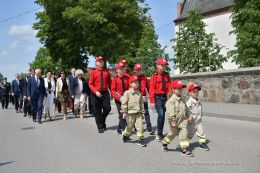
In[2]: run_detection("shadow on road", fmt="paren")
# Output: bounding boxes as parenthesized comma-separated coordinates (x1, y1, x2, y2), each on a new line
(0, 161, 15, 167)
(21, 127, 35, 130)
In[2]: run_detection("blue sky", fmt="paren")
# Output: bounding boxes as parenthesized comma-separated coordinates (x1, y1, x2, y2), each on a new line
(0, 0, 178, 81)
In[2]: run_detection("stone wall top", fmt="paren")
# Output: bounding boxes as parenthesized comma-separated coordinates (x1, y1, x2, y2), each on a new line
(172, 67, 260, 79)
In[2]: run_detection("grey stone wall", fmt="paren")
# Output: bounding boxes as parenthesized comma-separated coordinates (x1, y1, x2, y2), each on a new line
(172, 67, 260, 105)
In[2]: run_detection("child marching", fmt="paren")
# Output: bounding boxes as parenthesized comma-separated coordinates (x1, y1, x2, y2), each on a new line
(121, 76, 146, 147)
(161, 80, 194, 157)
(186, 84, 209, 151)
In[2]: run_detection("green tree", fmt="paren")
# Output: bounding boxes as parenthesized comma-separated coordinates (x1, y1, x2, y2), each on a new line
(0, 72, 4, 82)
(172, 11, 227, 74)
(34, 0, 148, 68)
(34, 0, 89, 70)
(135, 16, 167, 76)
(30, 47, 60, 75)
(229, 0, 260, 67)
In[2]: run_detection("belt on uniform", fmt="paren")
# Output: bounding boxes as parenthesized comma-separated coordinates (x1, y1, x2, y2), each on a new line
(155, 94, 167, 97)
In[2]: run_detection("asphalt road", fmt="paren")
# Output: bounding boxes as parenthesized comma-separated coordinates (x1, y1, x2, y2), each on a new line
(0, 104, 260, 173)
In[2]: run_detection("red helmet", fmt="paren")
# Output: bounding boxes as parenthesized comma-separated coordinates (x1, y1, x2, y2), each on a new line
(115, 63, 124, 69)
(119, 59, 128, 65)
(96, 56, 105, 62)
(134, 64, 142, 71)
(129, 76, 139, 83)
(156, 58, 168, 65)
(170, 80, 186, 89)
(188, 84, 201, 92)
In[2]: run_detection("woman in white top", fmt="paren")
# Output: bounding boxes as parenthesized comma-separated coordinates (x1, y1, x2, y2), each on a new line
(71, 69, 89, 119)
(44, 72, 56, 120)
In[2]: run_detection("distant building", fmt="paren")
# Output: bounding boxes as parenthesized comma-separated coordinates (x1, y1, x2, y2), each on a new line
(174, 0, 238, 74)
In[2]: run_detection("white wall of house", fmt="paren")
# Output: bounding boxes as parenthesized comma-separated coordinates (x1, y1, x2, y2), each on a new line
(174, 12, 238, 75)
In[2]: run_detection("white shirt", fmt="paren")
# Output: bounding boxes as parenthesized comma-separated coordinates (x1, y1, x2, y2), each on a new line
(35, 76, 40, 86)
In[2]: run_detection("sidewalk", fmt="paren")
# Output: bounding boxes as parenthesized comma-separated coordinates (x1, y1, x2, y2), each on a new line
(202, 102, 260, 122)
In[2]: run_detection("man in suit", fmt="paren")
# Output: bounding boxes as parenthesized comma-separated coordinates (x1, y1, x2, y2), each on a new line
(11, 74, 23, 113)
(27, 69, 47, 124)
(1, 78, 11, 109)
(69, 68, 76, 113)
(23, 70, 32, 117)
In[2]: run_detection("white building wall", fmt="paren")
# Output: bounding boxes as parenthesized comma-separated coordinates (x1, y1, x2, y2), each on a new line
(174, 12, 238, 75)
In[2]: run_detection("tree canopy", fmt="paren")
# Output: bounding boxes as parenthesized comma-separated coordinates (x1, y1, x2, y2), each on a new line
(172, 11, 227, 74)
(230, 0, 260, 67)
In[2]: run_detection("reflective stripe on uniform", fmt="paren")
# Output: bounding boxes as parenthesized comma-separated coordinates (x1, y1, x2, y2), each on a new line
(163, 137, 171, 144)
(137, 131, 144, 138)
(180, 141, 189, 148)
(198, 138, 206, 144)
(122, 129, 131, 137)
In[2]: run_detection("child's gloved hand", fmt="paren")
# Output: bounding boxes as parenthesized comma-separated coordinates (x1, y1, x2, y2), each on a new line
(171, 122, 176, 127)
(188, 116, 193, 124)
(123, 113, 127, 119)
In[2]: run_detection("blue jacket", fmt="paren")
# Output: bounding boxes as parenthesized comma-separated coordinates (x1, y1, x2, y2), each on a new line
(71, 78, 90, 96)
(11, 79, 23, 95)
(68, 75, 76, 93)
(27, 77, 47, 98)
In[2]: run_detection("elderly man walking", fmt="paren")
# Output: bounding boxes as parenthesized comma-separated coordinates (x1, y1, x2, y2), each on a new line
(27, 69, 47, 124)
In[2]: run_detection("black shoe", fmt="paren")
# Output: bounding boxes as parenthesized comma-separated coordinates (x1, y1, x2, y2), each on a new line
(156, 135, 164, 142)
(116, 129, 122, 135)
(24, 114, 27, 117)
(137, 140, 147, 147)
(148, 128, 155, 135)
(38, 121, 42, 124)
(199, 143, 209, 151)
(98, 129, 104, 133)
(182, 148, 194, 157)
(103, 124, 107, 131)
(162, 144, 168, 152)
(121, 135, 127, 143)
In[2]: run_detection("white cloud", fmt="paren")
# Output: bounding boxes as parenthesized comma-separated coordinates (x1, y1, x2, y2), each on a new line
(0, 64, 18, 71)
(0, 51, 8, 59)
(25, 45, 37, 53)
(9, 25, 36, 38)
(9, 40, 20, 50)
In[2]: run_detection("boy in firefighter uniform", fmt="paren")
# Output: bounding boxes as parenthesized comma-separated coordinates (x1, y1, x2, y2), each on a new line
(121, 76, 146, 147)
(111, 62, 130, 135)
(162, 80, 194, 157)
(149, 58, 171, 141)
(133, 64, 155, 135)
(89, 56, 111, 133)
(186, 84, 209, 151)
(119, 59, 132, 78)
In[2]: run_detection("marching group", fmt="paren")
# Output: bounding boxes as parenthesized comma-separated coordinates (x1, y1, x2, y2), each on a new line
(0, 57, 209, 157)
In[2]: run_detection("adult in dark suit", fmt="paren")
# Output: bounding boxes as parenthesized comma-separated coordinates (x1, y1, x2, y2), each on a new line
(68, 68, 76, 113)
(11, 74, 23, 113)
(27, 69, 47, 124)
(0, 78, 11, 109)
(23, 70, 32, 117)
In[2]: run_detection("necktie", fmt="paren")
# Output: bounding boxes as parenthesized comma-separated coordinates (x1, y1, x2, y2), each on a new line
(100, 70, 104, 91)
(162, 72, 166, 92)
(36, 78, 39, 87)
(138, 77, 142, 92)
(121, 77, 126, 92)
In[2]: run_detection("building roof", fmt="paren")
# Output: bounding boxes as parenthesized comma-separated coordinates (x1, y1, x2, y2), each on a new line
(176, 0, 234, 22)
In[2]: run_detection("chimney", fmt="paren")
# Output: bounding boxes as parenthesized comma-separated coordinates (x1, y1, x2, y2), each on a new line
(177, 0, 184, 17)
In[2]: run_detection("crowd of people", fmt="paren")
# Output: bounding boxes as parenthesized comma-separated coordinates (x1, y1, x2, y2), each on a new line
(0, 57, 209, 157)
